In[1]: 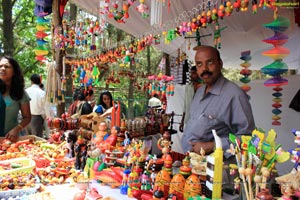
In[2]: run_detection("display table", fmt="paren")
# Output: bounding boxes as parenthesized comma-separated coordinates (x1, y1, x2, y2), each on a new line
(45, 181, 135, 200)
(44, 180, 238, 200)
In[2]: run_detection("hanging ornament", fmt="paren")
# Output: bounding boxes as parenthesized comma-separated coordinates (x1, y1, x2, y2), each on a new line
(92, 65, 100, 86)
(261, 15, 290, 126)
(213, 22, 227, 49)
(239, 50, 252, 98)
(136, 0, 149, 18)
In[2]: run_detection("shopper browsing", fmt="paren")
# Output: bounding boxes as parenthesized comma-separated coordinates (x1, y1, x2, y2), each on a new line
(0, 56, 31, 142)
(25, 74, 46, 138)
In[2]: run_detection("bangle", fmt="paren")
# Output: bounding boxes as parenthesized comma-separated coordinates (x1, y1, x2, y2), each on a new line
(17, 124, 24, 130)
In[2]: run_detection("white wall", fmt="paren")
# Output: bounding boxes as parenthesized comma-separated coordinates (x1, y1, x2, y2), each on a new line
(167, 75, 300, 175)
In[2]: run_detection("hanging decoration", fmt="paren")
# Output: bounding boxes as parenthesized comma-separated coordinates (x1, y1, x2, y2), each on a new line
(100, 0, 134, 23)
(150, 0, 163, 26)
(62, 0, 281, 62)
(213, 22, 227, 49)
(45, 62, 64, 105)
(34, 0, 52, 63)
(148, 73, 174, 102)
(136, 0, 149, 18)
(261, 15, 290, 126)
(239, 50, 252, 98)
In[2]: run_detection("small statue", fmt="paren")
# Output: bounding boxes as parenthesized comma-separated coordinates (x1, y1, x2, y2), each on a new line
(275, 168, 300, 200)
(92, 121, 109, 146)
(213, 23, 227, 49)
(99, 125, 120, 152)
(74, 136, 87, 171)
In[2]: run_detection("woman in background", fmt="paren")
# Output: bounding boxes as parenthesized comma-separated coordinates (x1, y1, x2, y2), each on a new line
(94, 90, 113, 114)
(0, 79, 6, 136)
(0, 56, 31, 141)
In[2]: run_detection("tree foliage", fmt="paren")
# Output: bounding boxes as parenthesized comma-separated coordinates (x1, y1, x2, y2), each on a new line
(0, 0, 47, 80)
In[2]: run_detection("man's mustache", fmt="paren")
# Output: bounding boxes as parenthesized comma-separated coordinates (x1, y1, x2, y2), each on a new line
(200, 71, 213, 77)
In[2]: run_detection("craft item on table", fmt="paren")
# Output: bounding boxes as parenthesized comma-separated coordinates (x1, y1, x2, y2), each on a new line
(256, 188, 273, 200)
(239, 50, 252, 98)
(120, 168, 131, 195)
(275, 168, 300, 200)
(152, 169, 171, 199)
(94, 167, 123, 188)
(190, 149, 207, 176)
(161, 153, 173, 175)
(228, 128, 290, 199)
(92, 121, 109, 148)
(74, 136, 88, 172)
(169, 173, 185, 199)
(127, 166, 142, 197)
(99, 125, 120, 153)
(205, 130, 223, 199)
(261, 15, 290, 126)
(289, 129, 300, 169)
(157, 136, 172, 159)
(184, 173, 202, 199)
(104, 149, 124, 166)
(179, 153, 192, 178)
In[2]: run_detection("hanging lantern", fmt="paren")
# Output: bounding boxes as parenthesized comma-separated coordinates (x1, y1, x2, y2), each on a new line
(261, 16, 290, 126)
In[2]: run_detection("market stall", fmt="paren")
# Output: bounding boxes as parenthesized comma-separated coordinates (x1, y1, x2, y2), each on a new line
(2, 0, 300, 199)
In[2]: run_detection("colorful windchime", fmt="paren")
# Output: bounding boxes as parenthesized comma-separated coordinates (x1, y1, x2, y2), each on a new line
(261, 16, 290, 126)
(34, 0, 52, 63)
(239, 50, 252, 98)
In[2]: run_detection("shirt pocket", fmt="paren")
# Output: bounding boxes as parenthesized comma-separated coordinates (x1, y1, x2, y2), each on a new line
(199, 110, 220, 129)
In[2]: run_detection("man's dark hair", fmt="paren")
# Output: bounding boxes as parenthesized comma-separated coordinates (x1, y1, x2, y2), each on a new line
(191, 66, 196, 71)
(30, 74, 41, 85)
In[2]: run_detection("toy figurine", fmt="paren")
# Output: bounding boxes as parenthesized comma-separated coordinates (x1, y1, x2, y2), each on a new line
(169, 174, 185, 199)
(213, 23, 227, 49)
(99, 125, 120, 152)
(152, 169, 171, 200)
(184, 174, 202, 199)
(92, 121, 109, 146)
(276, 168, 300, 200)
(74, 136, 87, 171)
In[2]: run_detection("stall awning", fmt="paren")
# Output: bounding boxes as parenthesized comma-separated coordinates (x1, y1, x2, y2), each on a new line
(69, 0, 300, 69)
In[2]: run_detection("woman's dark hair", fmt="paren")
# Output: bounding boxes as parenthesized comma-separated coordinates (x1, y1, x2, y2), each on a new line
(1, 56, 25, 100)
(0, 79, 6, 94)
(98, 90, 113, 109)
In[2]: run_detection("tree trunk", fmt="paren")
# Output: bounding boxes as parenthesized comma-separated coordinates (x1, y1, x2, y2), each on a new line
(65, 3, 77, 109)
(52, 0, 64, 117)
(2, 0, 14, 56)
(127, 61, 135, 119)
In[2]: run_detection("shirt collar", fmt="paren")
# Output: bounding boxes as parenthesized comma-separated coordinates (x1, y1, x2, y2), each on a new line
(207, 74, 226, 96)
(32, 84, 40, 88)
